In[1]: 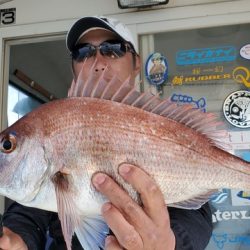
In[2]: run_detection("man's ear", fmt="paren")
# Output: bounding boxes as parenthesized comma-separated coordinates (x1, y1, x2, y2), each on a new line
(134, 55, 141, 76)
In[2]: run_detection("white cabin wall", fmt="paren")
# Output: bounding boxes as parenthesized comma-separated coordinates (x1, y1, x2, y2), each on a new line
(0, 0, 245, 26)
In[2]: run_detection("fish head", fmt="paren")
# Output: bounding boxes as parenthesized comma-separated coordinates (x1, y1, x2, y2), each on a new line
(0, 114, 49, 203)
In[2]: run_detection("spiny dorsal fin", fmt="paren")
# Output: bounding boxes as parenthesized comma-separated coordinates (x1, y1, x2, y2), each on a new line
(68, 64, 230, 152)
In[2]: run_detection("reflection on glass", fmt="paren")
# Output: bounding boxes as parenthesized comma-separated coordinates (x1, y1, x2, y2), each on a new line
(7, 84, 42, 126)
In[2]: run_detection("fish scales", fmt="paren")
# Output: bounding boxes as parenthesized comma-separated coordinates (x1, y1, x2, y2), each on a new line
(14, 98, 250, 203)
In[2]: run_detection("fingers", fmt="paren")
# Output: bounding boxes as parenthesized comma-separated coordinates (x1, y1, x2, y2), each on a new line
(0, 227, 28, 250)
(92, 165, 175, 250)
(92, 173, 152, 232)
(102, 203, 143, 249)
(0, 227, 12, 249)
(105, 235, 122, 250)
(118, 164, 169, 227)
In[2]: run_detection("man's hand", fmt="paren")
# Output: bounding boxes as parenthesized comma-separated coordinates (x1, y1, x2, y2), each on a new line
(92, 164, 176, 250)
(0, 227, 28, 250)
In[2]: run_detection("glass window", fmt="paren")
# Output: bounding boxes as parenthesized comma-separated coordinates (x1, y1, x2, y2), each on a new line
(7, 83, 43, 126)
(140, 23, 250, 250)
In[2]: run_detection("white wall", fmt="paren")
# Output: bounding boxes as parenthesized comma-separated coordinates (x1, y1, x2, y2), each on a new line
(0, 0, 237, 25)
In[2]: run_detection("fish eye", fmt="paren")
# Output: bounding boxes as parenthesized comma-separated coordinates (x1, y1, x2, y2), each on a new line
(1, 133, 17, 153)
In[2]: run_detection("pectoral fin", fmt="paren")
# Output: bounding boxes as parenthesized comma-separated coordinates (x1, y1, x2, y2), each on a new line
(75, 215, 109, 250)
(52, 171, 80, 250)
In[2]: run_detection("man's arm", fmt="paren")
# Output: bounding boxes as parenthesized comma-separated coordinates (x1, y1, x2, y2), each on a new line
(92, 163, 212, 250)
(1, 202, 53, 250)
(169, 203, 212, 250)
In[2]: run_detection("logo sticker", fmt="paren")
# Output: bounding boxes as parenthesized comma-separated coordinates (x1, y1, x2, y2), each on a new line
(212, 233, 227, 249)
(237, 191, 250, 200)
(231, 189, 250, 206)
(176, 46, 236, 65)
(210, 190, 229, 204)
(170, 93, 206, 112)
(145, 52, 168, 86)
(232, 66, 250, 87)
(223, 90, 250, 128)
(211, 233, 250, 249)
(240, 44, 250, 60)
(171, 73, 231, 85)
(192, 65, 224, 75)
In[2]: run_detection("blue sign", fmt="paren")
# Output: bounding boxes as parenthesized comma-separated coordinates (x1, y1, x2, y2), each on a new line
(176, 46, 236, 65)
(206, 187, 250, 250)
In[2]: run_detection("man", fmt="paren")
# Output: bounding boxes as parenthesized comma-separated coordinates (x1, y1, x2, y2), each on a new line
(0, 16, 212, 250)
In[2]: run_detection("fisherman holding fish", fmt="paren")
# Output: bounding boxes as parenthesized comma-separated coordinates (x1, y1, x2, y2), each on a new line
(0, 16, 213, 250)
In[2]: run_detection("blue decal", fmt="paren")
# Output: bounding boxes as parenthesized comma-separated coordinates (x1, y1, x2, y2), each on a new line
(145, 52, 168, 86)
(237, 191, 250, 200)
(228, 234, 250, 245)
(212, 234, 227, 249)
(210, 190, 229, 204)
(242, 152, 250, 162)
(170, 93, 206, 112)
(176, 46, 236, 65)
(212, 233, 250, 249)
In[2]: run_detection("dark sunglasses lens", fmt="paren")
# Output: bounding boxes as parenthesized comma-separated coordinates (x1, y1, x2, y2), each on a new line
(72, 45, 96, 61)
(101, 42, 126, 58)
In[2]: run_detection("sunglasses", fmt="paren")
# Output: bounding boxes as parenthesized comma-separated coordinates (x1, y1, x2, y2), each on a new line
(71, 40, 135, 62)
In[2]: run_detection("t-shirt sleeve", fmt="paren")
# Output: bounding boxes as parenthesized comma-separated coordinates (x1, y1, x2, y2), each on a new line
(169, 203, 212, 250)
(3, 202, 53, 250)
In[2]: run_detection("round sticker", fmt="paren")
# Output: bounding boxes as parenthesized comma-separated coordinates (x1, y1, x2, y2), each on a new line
(145, 52, 168, 86)
(240, 44, 250, 60)
(223, 90, 250, 128)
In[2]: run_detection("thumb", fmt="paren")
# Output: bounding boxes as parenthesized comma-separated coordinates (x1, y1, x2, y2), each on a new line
(0, 227, 28, 250)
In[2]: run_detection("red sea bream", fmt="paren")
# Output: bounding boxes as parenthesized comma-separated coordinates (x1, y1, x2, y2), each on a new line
(0, 72, 250, 250)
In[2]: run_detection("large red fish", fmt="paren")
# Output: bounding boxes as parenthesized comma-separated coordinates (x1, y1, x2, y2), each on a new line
(0, 68, 249, 250)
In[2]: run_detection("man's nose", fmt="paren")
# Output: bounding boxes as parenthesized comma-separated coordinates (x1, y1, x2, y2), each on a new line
(94, 50, 107, 72)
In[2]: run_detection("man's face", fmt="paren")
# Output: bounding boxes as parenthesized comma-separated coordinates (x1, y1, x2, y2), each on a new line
(72, 29, 140, 84)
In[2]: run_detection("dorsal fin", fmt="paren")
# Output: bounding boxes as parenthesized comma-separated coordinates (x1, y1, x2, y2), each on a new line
(68, 64, 230, 152)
